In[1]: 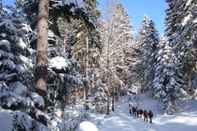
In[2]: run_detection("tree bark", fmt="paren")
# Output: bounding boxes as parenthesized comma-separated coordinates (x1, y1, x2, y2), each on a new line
(106, 95, 110, 115)
(83, 36, 89, 100)
(36, 0, 49, 96)
(0, 0, 2, 14)
(112, 91, 115, 112)
(188, 70, 194, 95)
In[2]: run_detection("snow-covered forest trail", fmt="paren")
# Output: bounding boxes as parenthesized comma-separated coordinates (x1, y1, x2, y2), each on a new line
(87, 95, 197, 131)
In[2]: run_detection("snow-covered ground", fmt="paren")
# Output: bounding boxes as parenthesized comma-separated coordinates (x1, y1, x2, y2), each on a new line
(79, 94, 197, 131)
(77, 121, 99, 131)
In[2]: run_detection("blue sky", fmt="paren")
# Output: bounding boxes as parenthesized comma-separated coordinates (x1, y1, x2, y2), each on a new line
(2, 0, 14, 5)
(3, 0, 167, 34)
(99, 0, 167, 35)
(122, 0, 167, 35)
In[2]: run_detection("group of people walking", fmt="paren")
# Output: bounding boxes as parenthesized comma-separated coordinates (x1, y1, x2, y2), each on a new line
(129, 104, 153, 123)
(128, 94, 154, 124)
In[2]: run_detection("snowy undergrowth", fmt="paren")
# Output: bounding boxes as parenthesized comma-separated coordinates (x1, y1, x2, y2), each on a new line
(81, 94, 197, 131)
(0, 103, 88, 131)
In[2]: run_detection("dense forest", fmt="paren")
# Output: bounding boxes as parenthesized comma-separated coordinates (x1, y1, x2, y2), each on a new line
(0, 0, 196, 131)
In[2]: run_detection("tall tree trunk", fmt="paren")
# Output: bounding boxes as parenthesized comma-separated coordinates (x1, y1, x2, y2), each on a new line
(35, 0, 49, 97)
(0, 0, 2, 14)
(106, 97, 110, 115)
(112, 89, 115, 112)
(106, 40, 111, 115)
(84, 36, 89, 100)
(188, 70, 193, 95)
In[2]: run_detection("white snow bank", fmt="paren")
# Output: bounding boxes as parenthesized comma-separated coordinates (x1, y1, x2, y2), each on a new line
(0, 111, 13, 131)
(49, 56, 70, 70)
(77, 121, 99, 131)
(0, 110, 49, 131)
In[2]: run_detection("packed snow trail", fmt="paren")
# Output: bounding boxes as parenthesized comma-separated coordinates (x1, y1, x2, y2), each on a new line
(85, 94, 197, 131)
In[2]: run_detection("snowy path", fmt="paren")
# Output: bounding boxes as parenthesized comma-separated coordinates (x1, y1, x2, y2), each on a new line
(87, 95, 197, 131)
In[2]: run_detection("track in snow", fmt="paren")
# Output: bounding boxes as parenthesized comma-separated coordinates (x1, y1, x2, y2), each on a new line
(88, 94, 197, 131)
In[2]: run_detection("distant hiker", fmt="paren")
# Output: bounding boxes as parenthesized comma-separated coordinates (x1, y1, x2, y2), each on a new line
(129, 103, 132, 116)
(143, 110, 148, 122)
(128, 95, 132, 102)
(84, 103, 89, 110)
(148, 110, 154, 123)
(132, 106, 137, 116)
(137, 108, 143, 118)
(136, 108, 140, 118)
(140, 109, 143, 118)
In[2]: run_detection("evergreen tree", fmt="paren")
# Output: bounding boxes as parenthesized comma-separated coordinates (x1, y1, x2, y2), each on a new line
(100, 3, 133, 86)
(138, 16, 159, 92)
(153, 37, 186, 114)
(165, 0, 184, 44)
(100, 2, 133, 113)
(177, 0, 197, 95)
(0, 3, 100, 130)
(153, 0, 197, 113)
(128, 41, 144, 94)
(165, 0, 197, 97)
(0, 7, 51, 129)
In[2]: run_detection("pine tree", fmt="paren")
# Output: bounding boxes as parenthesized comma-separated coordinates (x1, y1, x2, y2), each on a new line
(153, 0, 197, 113)
(100, 3, 133, 84)
(112, 3, 133, 89)
(0, 7, 52, 129)
(128, 41, 144, 94)
(177, 0, 197, 95)
(16, 0, 101, 107)
(100, 2, 133, 114)
(138, 16, 159, 92)
(57, 0, 102, 101)
(152, 37, 186, 114)
(165, 0, 184, 44)
(165, 0, 197, 97)
(152, 0, 187, 113)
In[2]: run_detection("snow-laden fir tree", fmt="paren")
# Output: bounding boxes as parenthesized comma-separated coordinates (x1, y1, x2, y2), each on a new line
(99, 2, 133, 113)
(152, 37, 187, 114)
(0, 6, 51, 130)
(55, 0, 102, 104)
(16, 0, 101, 108)
(1, 0, 100, 130)
(128, 41, 144, 94)
(112, 3, 134, 90)
(176, 0, 197, 95)
(0, 4, 98, 131)
(0, 6, 36, 112)
(165, 0, 185, 44)
(163, 0, 197, 104)
(100, 2, 133, 90)
(152, 0, 197, 113)
(138, 16, 159, 92)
